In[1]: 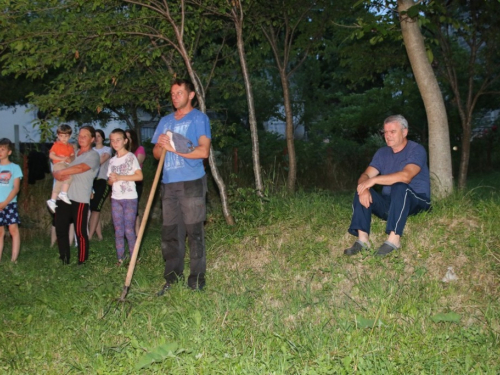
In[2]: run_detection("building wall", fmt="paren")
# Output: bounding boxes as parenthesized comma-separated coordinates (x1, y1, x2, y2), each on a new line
(0, 105, 130, 147)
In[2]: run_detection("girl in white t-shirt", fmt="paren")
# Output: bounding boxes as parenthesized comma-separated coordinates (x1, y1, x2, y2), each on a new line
(107, 129, 143, 265)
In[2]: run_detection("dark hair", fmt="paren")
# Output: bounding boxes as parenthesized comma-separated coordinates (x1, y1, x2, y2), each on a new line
(0, 138, 14, 152)
(57, 124, 73, 135)
(80, 125, 96, 139)
(95, 129, 105, 141)
(125, 129, 140, 153)
(110, 128, 130, 151)
(171, 78, 195, 94)
(171, 78, 197, 108)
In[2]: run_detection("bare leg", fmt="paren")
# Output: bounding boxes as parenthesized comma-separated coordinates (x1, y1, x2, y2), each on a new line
(0, 226, 4, 262)
(358, 230, 370, 245)
(61, 183, 70, 193)
(96, 217, 103, 240)
(69, 223, 75, 246)
(135, 215, 141, 235)
(88, 211, 102, 240)
(9, 224, 20, 263)
(51, 226, 57, 247)
(387, 231, 401, 247)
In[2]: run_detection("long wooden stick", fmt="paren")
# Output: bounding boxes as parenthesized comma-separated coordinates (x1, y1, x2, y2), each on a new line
(119, 149, 166, 301)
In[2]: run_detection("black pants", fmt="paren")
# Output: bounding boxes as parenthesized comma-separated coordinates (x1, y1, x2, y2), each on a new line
(55, 200, 90, 264)
(161, 176, 207, 288)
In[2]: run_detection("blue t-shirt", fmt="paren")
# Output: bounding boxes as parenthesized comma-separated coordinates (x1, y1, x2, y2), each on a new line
(0, 162, 23, 203)
(370, 140, 431, 199)
(152, 109, 211, 184)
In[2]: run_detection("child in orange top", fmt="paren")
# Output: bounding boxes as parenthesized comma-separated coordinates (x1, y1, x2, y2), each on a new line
(47, 124, 75, 213)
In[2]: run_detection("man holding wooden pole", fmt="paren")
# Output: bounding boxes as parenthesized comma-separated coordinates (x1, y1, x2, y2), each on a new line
(152, 79, 211, 294)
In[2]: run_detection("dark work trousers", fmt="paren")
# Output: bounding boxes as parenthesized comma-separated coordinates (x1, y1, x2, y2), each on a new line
(55, 200, 90, 264)
(161, 175, 207, 288)
(348, 183, 431, 238)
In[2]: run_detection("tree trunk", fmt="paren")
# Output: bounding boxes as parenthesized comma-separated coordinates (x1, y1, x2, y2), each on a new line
(398, 0, 453, 199)
(458, 123, 471, 189)
(233, 9, 264, 197)
(279, 70, 297, 193)
(190, 73, 235, 226)
(168, 2, 235, 225)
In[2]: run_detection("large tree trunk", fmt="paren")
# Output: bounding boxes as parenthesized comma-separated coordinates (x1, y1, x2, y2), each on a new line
(398, 0, 453, 199)
(233, 6, 264, 197)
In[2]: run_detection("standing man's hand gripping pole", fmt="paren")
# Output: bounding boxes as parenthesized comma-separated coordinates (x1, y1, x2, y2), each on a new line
(153, 134, 211, 160)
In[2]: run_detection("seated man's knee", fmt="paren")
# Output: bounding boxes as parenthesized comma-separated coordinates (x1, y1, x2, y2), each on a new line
(390, 182, 409, 196)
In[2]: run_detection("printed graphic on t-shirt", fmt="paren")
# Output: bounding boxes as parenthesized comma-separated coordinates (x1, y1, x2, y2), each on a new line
(0, 170, 12, 185)
(165, 123, 190, 170)
(110, 155, 135, 194)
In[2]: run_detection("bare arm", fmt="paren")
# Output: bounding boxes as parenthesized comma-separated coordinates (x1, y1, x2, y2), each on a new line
(357, 164, 421, 196)
(100, 152, 111, 165)
(108, 169, 143, 184)
(50, 151, 73, 163)
(53, 163, 91, 181)
(356, 166, 380, 209)
(0, 178, 20, 210)
(154, 135, 211, 160)
(136, 152, 146, 165)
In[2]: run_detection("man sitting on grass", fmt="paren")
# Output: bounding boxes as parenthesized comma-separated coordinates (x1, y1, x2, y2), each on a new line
(344, 114, 431, 256)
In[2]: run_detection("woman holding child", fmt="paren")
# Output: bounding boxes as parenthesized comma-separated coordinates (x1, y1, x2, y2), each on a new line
(53, 126, 100, 265)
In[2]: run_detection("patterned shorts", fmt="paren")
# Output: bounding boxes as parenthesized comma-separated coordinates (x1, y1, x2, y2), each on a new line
(0, 202, 21, 226)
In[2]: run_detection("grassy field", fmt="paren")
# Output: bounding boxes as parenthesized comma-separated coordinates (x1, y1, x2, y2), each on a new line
(1, 172, 499, 374)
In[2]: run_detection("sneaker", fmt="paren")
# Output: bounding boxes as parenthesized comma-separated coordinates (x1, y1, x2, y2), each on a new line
(157, 282, 172, 296)
(343, 240, 368, 256)
(58, 192, 71, 205)
(47, 199, 57, 214)
(375, 241, 399, 256)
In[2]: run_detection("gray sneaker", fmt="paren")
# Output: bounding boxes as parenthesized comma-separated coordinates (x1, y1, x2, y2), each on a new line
(343, 240, 369, 256)
(375, 241, 399, 256)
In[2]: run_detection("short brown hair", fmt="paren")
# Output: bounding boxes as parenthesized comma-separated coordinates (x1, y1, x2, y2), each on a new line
(57, 124, 73, 135)
(0, 138, 13, 152)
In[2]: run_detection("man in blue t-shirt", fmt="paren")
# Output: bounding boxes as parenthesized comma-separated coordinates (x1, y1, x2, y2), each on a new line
(152, 79, 211, 293)
(344, 114, 431, 256)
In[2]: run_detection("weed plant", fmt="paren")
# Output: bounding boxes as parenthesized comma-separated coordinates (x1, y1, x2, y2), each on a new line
(1, 172, 499, 374)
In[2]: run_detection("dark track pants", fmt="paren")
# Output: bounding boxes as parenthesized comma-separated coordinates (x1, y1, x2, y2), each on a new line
(348, 183, 431, 238)
(55, 200, 90, 264)
(161, 176, 207, 288)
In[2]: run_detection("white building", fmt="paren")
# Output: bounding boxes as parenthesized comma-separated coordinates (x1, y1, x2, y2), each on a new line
(0, 104, 130, 149)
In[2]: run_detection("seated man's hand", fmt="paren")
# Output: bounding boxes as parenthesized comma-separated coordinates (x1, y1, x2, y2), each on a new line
(358, 189, 372, 209)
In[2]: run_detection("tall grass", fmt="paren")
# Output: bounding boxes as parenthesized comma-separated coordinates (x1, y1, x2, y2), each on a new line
(1, 171, 499, 374)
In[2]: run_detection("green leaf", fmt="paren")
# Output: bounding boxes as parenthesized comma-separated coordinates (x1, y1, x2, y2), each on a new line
(431, 312, 461, 323)
(355, 315, 385, 329)
(134, 342, 179, 370)
(193, 310, 202, 327)
(426, 48, 434, 64)
(155, 342, 178, 357)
